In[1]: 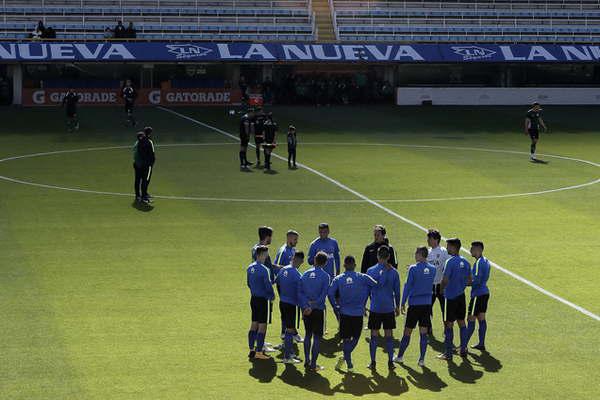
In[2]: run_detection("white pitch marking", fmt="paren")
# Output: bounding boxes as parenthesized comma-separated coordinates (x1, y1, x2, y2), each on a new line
(157, 106, 600, 322)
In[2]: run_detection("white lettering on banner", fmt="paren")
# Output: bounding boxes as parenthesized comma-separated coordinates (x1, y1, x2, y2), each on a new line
(49, 44, 75, 59)
(365, 45, 393, 61)
(102, 44, 134, 59)
(245, 44, 275, 59)
(165, 91, 231, 104)
(499, 46, 526, 61)
(32, 90, 45, 104)
(394, 46, 425, 61)
(562, 46, 592, 61)
(18, 43, 47, 59)
(148, 90, 161, 105)
(74, 43, 105, 59)
(282, 45, 313, 60)
(529, 46, 557, 61)
(312, 45, 342, 60)
(341, 45, 364, 61)
(0, 43, 17, 59)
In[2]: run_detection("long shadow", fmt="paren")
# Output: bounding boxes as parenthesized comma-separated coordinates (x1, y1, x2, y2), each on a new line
(320, 332, 343, 359)
(248, 358, 277, 383)
(331, 369, 408, 396)
(470, 350, 503, 373)
(131, 200, 154, 212)
(531, 158, 549, 164)
(427, 335, 446, 355)
(447, 357, 484, 384)
(278, 364, 334, 396)
(402, 364, 447, 392)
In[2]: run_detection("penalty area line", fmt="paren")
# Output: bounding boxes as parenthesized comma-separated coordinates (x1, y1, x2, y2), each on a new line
(157, 106, 600, 322)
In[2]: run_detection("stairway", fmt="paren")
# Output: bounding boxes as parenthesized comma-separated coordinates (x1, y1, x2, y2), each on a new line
(311, 0, 337, 42)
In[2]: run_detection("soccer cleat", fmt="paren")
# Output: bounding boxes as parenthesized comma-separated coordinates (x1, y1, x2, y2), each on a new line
(262, 345, 276, 353)
(304, 362, 311, 369)
(280, 333, 285, 340)
(437, 353, 452, 361)
(248, 350, 256, 359)
(310, 365, 325, 372)
(135, 196, 141, 203)
(282, 357, 301, 364)
(141, 197, 151, 205)
(367, 361, 376, 370)
(253, 352, 271, 360)
(393, 356, 404, 364)
(347, 364, 354, 372)
(388, 361, 396, 370)
(293, 334, 304, 343)
(471, 344, 487, 351)
(418, 359, 426, 367)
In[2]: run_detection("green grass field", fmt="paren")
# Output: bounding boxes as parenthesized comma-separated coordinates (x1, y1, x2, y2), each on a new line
(1, 104, 599, 399)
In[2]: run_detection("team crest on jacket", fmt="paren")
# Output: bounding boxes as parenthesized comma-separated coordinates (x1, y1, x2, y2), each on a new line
(250, 267, 255, 273)
(310, 272, 316, 278)
(346, 277, 353, 284)
(283, 271, 288, 277)
(424, 268, 430, 274)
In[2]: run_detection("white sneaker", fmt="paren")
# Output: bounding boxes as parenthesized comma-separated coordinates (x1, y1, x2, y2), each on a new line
(418, 359, 425, 367)
(280, 333, 285, 340)
(282, 357, 302, 364)
(393, 356, 404, 364)
(273, 343, 284, 350)
(262, 345, 276, 353)
(293, 334, 304, 343)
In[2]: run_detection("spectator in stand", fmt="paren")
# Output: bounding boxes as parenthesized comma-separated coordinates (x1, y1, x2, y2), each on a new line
(31, 21, 44, 40)
(42, 26, 56, 39)
(104, 27, 113, 39)
(125, 22, 137, 39)
(114, 21, 126, 39)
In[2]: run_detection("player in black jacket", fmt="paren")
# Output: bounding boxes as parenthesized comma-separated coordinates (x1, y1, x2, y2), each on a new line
(136, 126, 155, 204)
(262, 112, 278, 172)
(122, 80, 137, 127)
(62, 89, 80, 133)
(360, 225, 398, 272)
(239, 110, 254, 169)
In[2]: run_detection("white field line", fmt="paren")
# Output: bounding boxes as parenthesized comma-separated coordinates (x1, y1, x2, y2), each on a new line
(157, 106, 600, 322)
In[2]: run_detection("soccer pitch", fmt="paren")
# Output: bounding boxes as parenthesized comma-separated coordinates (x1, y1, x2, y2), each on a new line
(1, 105, 599, 399)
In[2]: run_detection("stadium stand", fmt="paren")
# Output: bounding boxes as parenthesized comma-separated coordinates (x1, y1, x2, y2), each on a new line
(0, 0, 316, 41)
(332, 0, 600, 43)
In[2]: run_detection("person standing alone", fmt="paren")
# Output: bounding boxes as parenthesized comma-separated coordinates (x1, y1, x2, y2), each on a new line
(133, 127, 155, 205)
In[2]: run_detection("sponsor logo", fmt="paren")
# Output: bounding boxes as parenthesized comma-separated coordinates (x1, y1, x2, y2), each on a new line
(166, 44, 212, 60)
(451, 46, 496, 61)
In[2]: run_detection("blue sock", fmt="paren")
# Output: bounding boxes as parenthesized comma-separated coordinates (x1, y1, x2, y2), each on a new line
(419, 333, 428, 361)
(466, 320, 476, 344)
(459, 325, 467, 351)
(343, 339, 353, 366)
(397, 335, 410, 358)
(304, 333, 312, 364)
(385, 336, 394, 362)
(255, 332, 265, 352)
(248, 330, 257, 350)
(284, 332, 293, 359)
(369, 335, 378, 363)
(311, 336, 321, 367)
(444, 327, 454, 356)
(478, 320, 487, 346)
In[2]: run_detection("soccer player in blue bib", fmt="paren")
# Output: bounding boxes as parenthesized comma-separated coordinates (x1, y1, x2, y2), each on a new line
(438, 238, 472, 361)
(328, 255, 381, 372)
(298, 251, 331, 372)
(394, 246, 436, 367)
(308, 223, 341, 279)
(466, 241, 491, 351)
(366, 245, 401, 370)
(246, 246, 275, 360)
(274, 251, 305, 363)
(274, 230, 302, 342)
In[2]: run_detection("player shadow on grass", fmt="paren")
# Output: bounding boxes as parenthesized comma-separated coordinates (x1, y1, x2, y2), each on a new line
(248, 357, 278, 383)
(400, 364, 447, 392)
(531, 158, 549, 164)
(332, 368, 409, 396)
(447, 357, 484, 384)
(320, 332, 344, 358)
(130, 200, 154, 212)
(469, 351, 503, 373)
(278, 364, 334, 395)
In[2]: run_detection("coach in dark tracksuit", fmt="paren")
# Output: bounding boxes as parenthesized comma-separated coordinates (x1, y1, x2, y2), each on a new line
(361, 225, 398, 273)
(133, 126, 155, 204)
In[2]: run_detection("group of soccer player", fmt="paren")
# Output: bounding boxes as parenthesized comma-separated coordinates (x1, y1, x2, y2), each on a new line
(246, 224, 491, 373)
(239, 108, 298, 171)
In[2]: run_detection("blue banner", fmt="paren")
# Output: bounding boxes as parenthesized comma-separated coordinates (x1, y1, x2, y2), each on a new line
(1, 42, 599, 62)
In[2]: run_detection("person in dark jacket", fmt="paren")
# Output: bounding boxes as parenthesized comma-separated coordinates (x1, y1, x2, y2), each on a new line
(361, 225, 398, 273)
(133, 126, 155, 204)
(262, 112, 278, 172)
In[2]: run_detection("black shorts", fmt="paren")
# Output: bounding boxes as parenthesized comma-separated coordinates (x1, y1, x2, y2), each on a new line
(405, 305, 432, 329)
(339, 314, 363, 339)
(468, 294, 490, 316)
(255, 137, 264, 146)
(444, 293, 466, 322)
(303, 308, 324, 336)
(528, 128, 539, 139)
(250, 296, 269, 324)
(240, 137, 250, 146)
(368, 311, 396, 330)
(279, 301, 297, 329)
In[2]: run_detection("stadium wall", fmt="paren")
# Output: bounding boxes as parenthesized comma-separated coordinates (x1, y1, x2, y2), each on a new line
(396, 87, 600, 106)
